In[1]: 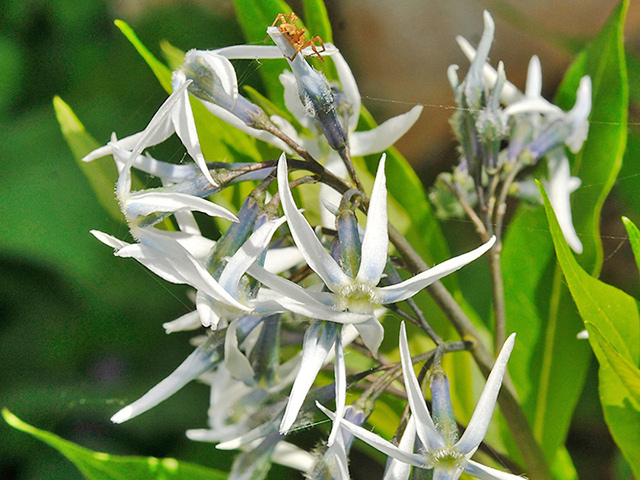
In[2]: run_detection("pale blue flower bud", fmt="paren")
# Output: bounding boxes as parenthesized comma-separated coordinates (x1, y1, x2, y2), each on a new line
(267, 27, 347, 153)
(429, 372, 459, 446)
(179, 50, 270, 127)
(336, 190, 363, 278)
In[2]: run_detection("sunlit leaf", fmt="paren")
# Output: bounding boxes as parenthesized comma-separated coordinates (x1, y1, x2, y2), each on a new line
(301, 0, 332, 44)
(2, 409, 227, 480)
(587, 323, 640, 408)
(114, 20, 173, 92)
(542, 181, 640, 479)
(53, 96, 121, 222)
(501, 1, 629, 471)
(622, 216, 640, 277)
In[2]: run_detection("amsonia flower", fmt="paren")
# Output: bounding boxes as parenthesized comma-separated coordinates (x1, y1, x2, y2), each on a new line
(320, 323, 520, 480)
(178, 33, 422, 226)
(248, 153, 495, 442)
(455, 13, 591, 253)
(253, 154, 496, 347)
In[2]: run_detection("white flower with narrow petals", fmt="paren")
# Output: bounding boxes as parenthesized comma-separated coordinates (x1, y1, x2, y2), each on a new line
(319, 323, 522, 480)
(249, 153, 495, 443)
(254, 154, 496, 341)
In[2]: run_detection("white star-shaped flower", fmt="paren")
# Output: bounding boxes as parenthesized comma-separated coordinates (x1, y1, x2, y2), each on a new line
(319, 323, 521, 480)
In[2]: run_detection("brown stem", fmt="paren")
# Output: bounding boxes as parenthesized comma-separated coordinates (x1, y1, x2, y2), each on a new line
(489, 242, 506, 353)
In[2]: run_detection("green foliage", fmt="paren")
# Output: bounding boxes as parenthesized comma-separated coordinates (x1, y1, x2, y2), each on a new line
(301, 0, 333, 44)
(502, 0, 629, 474)
(542, 184, 640, 478)
(53, 96, 122, 222)
(230, 0, 293, 107)
(622, 217, 640, 276)
(115, 20, 174, 93)
(3, 410, 228, 480)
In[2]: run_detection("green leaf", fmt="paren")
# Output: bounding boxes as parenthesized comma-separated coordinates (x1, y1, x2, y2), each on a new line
(627, 53, 640, 104)
(114, 20, 173, 93)
(587, 323, 640, 408)
(622, 216, 640, 276)
(231, 0, 293, 107)
(502, 0, 629, 468)
(301, 0, 333, 44)
(542, 182, 640, 478)
(2, 409, 228, 480)
(53, 96, 122, 222)
(615, 129, 640, 222)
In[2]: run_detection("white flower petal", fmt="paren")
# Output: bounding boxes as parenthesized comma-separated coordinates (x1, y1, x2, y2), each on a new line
(317, 402, 425, 468)
(545, 156, 583, 254)
(163, 310, 202, 333)
(115, 243, 191, 285)
(196, 290, 220, 328)
(134, 228, 251, 312)
(115, 81, 191, 199)
(503, 97, 560, 117)
(214, 43, 337, 60)
(280, 71, 313, 130)
(378, 237, 496, 304)
(216, 419, 279, 450)
(91, 230, 129, 250)
(353, 317, 384, 357)
(262, 293, 372, 324)
(328, 332, 346, 446)
(224, 319, 256, 385)
(350, 106, 422, 157)
(173, 210, 200, 236)
(249, 263, 335, 309)
(398, 323, 445, 452)
(383, 416, 416, 480)
(198, 98, 293, 152)
(525, 56, 542, 98)
(455, 36, 522, 105)
(263, 246, 304, 274)
(112, 150, 198, 183)
(331, 50, 361, 132)
(464, 460, 524, 480)
(170, 84, 218, 187)
(111, 344, 218, 424)
(280, 322, 337, 433)
(356, 154, 388, 285)
(277, 154, 351, 290)
(183, 49, 238, 102)
(454, 333, 515, 455)
(218, 216, 286, 294)
(271, 442, 316, 473)
(126, 192, 237, 222)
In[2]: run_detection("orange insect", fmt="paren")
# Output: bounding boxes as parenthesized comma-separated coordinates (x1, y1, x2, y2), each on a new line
(271, 12, 326, 62)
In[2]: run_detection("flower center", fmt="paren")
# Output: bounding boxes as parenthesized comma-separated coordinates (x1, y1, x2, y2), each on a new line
(335, 282, 380, 313)
(427, 448, 465, 469)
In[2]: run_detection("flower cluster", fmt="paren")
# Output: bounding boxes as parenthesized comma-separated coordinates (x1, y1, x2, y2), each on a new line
(82, 9, 590, 479)
(430, 11, 591, 253)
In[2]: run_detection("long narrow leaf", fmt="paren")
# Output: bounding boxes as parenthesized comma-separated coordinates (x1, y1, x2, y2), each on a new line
(2, 409, 227, 480)
(502, 1, 629, 470)
(542, 182, 640, 478)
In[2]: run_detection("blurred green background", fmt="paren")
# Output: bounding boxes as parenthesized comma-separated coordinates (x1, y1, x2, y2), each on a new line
(0, 1, 638, 479)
